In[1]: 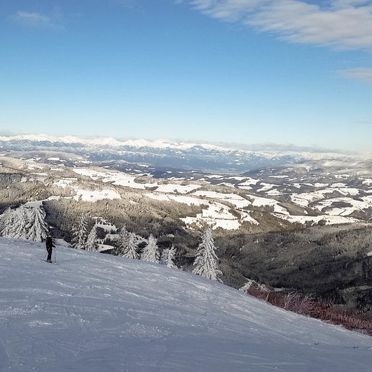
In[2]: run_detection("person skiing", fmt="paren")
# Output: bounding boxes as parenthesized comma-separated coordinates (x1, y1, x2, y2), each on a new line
(45, 235, 55, 263)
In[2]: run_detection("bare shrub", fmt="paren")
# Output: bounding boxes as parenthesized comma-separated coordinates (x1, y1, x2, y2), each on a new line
(243, 287, 372, 335)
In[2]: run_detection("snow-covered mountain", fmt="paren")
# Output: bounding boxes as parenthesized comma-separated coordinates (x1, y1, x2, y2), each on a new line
(0, 238, 371, 372)
(0, 134, 238, 152)
(1, 133, 365, 174)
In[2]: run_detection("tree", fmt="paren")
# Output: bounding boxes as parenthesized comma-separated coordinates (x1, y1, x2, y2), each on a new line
(161, 245, 177, 269)
(0, 203, 49, 241)
(192, 228, 222, 281)
(116, 226, 145, 259)
(25, 205, 49, 241)
(141, 234, 159, 263)
(86, 223, 99, 252)
(71, 214, 89, 249)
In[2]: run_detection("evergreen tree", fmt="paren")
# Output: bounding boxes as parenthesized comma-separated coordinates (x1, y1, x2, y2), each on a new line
(86, 223, 99, 252)
(141, 234, 159, 263)
(192, 228, 222, 281)
(116, 226, 145, 259)
(26, 205, 49, 241)
(71, 214, 89, 249)
(0, 204, 48, 241)
(161, 245, 177, 269)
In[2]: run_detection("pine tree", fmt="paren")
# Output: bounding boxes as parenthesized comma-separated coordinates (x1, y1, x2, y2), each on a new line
(160, 248, 168, 265)
(71, 214, 89, 249)
(141, 234, 159, 263)
(161, 245, 177, 269)
(86, 223, 98, 252)
(26, 205, 49, 241)
(192, 228, 222, 281)
(0, 204, 48, 241)
(116, 226, 145, 259)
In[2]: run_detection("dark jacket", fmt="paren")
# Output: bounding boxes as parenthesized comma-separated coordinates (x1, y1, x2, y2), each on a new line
(46, 237, 54, 251)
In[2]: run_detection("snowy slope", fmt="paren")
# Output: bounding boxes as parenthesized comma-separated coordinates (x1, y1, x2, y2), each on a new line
(0, 239, 371, 372)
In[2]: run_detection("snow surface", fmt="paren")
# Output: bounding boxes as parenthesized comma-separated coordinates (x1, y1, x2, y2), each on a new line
(146, 193, 248, 230)
(0, 239, 372, 372)
(73, 188, 121, 202)
(192, 191, 251, 209)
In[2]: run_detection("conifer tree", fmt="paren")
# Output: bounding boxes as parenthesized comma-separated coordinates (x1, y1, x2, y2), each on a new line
(86, 223, 99, 252)
(26, 206, 49, 241)
(141, 234, 159, 263)
(0, 204, 48, 241)
(192, 228, 222, 281)
(161, 245, 177, 269)
(71, 214, 89, 249)
(116, 226, 145, 259)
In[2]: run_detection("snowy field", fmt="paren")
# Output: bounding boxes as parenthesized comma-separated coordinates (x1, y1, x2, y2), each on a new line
(0, 239, 372, 372)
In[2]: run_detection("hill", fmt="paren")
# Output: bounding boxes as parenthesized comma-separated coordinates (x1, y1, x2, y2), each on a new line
(0, 238, 371, 371)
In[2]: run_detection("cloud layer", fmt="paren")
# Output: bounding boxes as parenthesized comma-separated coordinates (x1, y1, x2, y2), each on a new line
(188, 0, 372, 50)
(340, 68, 372, 82)
(12, 11, 57, 29)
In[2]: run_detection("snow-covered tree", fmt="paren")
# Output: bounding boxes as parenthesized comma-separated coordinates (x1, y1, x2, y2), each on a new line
(239, 279, 269, 294)
(25, 205, 49, 241)
(161, 245, 177, 269)
(141, 234, 159, 263)
(0, 203, 49, 241)
(116, 226, 145, 259)
(86, 223, 99, 252)
(71, 214, 89, 249)
(192, 228, 222, 281)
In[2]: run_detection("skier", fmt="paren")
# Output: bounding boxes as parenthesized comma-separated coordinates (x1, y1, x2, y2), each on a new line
(45, 235, 55, 263)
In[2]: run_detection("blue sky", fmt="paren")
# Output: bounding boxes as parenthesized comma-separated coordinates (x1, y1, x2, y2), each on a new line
(0, 0, 371, 151)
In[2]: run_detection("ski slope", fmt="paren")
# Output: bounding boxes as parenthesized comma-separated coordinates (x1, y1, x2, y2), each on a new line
(0, 239, 371, 372)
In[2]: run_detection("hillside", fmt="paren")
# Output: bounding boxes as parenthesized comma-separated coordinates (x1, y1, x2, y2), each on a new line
(0, 239, 371, 372)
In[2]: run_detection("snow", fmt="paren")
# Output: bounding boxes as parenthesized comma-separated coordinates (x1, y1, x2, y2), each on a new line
(146, 192, 250, 230)
(146, 193, 207, 206)
(314, 183, 329, 188)
(146, 191, 258, 229)
(362, 179, 372, 186)
(73, 188, 121, 202)
(155, 183, 201, 194)
(274, 214, 358, 226)
(237, 177, 259, 187)
(249, 195, 289, 215)
(0, 134, 229, 152)
(192, 190, 251, 209)
(72, 168, 147, 189)
(146, 191, 258, 230)
(181, 201, 241, 230)
(291, 186, 361, 208)
(54, 178, 77, 188)
(0, 239, 372, 372)
(314, 196, 372, 217)
(266, 189, 282, 196)
(72, 168, 201, 194)
(257, 183, 276, 193)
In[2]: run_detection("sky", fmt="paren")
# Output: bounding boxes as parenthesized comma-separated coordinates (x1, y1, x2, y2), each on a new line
(0, 0, 371, 151)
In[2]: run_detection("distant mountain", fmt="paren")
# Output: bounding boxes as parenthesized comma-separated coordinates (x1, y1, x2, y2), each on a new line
(0, 133, 365, 173)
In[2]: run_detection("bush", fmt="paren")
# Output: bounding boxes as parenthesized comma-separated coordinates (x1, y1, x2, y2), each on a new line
(243, 287, 372, 335)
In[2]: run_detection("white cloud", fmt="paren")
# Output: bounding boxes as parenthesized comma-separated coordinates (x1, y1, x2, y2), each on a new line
(12, 11, 58, 29)
(339, 68, 372, 82)
(187, 0, 372, 50)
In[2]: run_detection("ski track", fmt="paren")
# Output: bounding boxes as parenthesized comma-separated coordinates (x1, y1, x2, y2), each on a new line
(0, 238, 372, 372)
